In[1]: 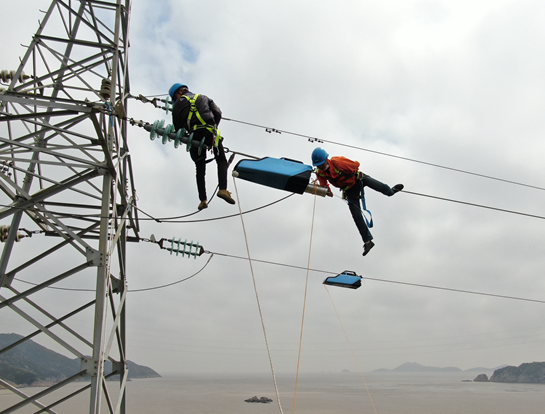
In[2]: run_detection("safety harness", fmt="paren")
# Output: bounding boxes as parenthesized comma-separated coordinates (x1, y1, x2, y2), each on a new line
(182, 94, 222, 147)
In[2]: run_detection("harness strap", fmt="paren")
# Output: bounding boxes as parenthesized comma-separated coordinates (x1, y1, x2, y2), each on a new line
(358, 180, 373, 228)
(333, 165, 357, 177)
(183, 94, 222, 147)
(344, 181, 373, 228)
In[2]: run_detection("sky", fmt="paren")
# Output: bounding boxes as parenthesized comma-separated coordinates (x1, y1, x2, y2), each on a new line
(1, 0, 545, 378)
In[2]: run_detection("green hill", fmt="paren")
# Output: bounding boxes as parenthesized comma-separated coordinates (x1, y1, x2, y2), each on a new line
(0, 333, 160, 386)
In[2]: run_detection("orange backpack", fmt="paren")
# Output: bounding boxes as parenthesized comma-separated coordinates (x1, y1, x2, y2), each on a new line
(322, 156, 360, 189)
(330, 156, 360, 175)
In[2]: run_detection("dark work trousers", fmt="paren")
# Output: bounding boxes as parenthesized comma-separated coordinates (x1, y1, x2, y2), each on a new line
(189, 130, 228, 201)
(345, 174, 394, 243)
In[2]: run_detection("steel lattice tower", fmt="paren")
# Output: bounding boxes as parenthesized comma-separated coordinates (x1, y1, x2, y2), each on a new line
(0, 1, 136, 413)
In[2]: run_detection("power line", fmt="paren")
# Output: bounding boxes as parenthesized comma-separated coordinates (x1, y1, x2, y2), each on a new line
(132, 193, 296, 223)
(402, 190, 545, 220)
(133, 94, 545, 191)
(0, 193, 296, 224)
(222, 117, 545, 192)
(209, 251, 545, 305)
(128, 254, 214, 292)
(13, 248, 545, 304)
(13, 254, 215, 293)
(2, 184, 543, 231)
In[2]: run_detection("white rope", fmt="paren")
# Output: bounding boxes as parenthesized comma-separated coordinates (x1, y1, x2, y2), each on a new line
(292, 188, 318, 414)
(232, 178, 284, 414)
(324, 286, 378, 414)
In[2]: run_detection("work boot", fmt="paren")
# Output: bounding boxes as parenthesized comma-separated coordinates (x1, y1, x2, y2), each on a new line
(391, 184, 404, 194)
(217, 189, 236, 205)
(362, 240, 375, 257)
(198, 200, 208, 210)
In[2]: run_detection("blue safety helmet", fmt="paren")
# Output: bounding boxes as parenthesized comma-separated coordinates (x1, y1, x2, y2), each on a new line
(169, 83, 187, 100)
(311, 147, 329, 166)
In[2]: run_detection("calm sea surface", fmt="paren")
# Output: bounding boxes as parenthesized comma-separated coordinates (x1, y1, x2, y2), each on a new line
(1, 371, 544, 413)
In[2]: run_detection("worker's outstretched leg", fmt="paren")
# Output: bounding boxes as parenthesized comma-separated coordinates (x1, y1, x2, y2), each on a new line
(345, 184, 374, 256)
(361, 174, 403, 196)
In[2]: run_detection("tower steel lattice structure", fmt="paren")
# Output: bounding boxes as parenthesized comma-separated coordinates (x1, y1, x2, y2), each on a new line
(0, 0, 137, 413)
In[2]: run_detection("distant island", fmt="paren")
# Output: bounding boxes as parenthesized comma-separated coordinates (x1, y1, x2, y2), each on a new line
(474, 362, 545, 384)
(0, 333, 160, 387)
(373, 362, 464, 373)
(372, 361, 545, 384)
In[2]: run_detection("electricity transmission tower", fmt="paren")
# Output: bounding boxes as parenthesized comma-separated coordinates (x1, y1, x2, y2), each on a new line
(0, 0, 137, 413)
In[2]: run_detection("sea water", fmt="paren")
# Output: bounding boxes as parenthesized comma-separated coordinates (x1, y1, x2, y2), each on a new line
(1, 371, 544, 413)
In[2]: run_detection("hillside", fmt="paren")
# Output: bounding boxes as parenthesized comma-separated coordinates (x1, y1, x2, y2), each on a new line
(0, 333, 160, 386)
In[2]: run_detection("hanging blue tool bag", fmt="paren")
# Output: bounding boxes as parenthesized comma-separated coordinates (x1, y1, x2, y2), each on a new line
(323, 270, 362, 289)
(233, 157, 313, 194)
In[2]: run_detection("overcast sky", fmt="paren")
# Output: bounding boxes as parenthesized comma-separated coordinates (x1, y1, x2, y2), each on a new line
(2, 0, 545, 377)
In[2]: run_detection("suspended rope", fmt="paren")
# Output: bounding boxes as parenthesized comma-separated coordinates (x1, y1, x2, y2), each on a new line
(292, 183, 319, 414)
(324, 286, 378, 414)
(232, 177, 284, 414)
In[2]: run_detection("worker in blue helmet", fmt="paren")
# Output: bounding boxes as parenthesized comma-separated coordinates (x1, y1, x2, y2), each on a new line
(169, 83, 235, 210)
(312, 147, 403, 257)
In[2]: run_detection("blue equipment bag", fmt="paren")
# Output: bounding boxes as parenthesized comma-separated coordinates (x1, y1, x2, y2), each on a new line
(233, 157, 313, 194)
(323, 270, 362, 289)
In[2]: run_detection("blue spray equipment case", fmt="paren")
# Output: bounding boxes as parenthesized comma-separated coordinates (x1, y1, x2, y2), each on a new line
(323, 270, 362, 289)
(233, 157, 313, 194)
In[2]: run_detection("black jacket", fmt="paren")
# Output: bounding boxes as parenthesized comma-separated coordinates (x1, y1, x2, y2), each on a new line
(172, 91, 222, 131)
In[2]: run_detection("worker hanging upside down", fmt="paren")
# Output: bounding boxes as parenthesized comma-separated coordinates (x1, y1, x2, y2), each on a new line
(169, 83, 236, 210)
(311, 147, 403, 257)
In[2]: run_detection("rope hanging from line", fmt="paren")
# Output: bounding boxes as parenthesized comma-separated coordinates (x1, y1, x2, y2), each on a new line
(292, 183, 318, 414)
(232, 177, 285, 414)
